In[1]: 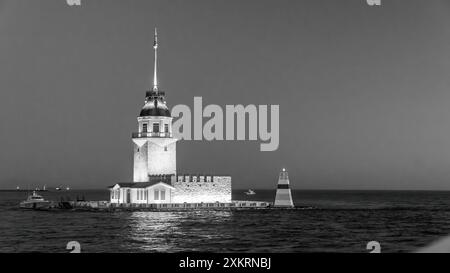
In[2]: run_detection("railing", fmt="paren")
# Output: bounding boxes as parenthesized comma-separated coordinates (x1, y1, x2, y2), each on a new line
(97, 201, 272, 210)
(132, 132, 172, 138)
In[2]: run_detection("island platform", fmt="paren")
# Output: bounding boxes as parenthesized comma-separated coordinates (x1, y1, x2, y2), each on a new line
(48, 200, 272, 211)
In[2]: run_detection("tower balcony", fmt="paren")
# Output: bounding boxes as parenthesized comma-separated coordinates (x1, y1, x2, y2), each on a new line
(132, 132, 173, 138)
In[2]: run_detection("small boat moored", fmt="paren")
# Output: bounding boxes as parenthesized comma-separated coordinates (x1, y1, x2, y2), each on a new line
(19, 191, 51, 210)
(245, 189, 256, 195)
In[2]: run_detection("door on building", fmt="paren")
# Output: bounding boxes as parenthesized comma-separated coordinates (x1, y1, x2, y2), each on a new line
(126, 189, 131, 204)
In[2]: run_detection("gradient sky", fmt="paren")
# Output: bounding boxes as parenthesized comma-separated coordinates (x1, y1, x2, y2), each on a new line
(1, 0, 450, 190)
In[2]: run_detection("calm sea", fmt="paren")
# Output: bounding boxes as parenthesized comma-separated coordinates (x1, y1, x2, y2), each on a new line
(1, 189, 450, 253)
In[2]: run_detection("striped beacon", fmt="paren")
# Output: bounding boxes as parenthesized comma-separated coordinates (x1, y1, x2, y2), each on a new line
(274, 168, 294, 208)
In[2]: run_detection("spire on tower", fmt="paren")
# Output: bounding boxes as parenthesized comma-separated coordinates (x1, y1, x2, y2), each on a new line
(152, 27, 159, 92)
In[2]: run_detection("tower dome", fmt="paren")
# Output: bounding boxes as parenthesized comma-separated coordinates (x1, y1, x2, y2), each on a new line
(139, 91, 171, 117)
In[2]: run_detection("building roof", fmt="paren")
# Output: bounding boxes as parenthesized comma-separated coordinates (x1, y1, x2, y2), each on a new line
(131, 182, 162, 188)
(139, 91, 171, 117)
(108, 183, 135, 188)
(109, 181, 175, 189)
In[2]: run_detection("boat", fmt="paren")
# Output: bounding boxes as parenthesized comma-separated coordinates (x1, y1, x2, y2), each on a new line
(55, 187, 62, 191)
(66, 187, 70, 191)
(245, 189, 256, 195)
(33, 185, 48, 192)
(19, 191, 51, 210)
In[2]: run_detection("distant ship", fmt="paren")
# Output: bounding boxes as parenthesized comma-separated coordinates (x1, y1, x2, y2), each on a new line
(31, 185, 48, 192)
(245, 189, 256, 195)
(19, 191, 50, 210)
(55, 187, 62, 191)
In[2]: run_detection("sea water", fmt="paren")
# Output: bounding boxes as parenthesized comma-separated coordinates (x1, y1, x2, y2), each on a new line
(0, 190, 449, 253)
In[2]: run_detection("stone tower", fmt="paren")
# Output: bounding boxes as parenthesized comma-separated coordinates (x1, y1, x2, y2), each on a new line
(132, 28, 178, 182)
(274, 168, 294, 207)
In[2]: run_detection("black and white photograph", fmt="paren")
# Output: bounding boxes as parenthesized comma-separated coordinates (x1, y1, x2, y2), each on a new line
(1, 0, 450, 263)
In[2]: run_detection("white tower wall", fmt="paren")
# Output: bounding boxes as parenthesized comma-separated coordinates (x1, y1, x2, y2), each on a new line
(133, 140, 148, 182)
(146, 139, 177, 175)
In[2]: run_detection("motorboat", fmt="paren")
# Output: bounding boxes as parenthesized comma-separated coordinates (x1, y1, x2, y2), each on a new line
(245, 189, 256, 195)
(19, 191, 51, 210)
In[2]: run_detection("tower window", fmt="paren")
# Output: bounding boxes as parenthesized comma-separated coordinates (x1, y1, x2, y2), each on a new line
(164, 124, 169, 133)
(153, 123, 160, 133)
(142, 123, 148, 133)
(164, 146, 168, 152)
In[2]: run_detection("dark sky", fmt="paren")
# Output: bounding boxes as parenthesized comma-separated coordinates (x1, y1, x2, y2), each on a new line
(1, 0, 450, 190)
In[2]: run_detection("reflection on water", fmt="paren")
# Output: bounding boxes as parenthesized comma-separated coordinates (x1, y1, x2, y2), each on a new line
(127, 211, 232, 252)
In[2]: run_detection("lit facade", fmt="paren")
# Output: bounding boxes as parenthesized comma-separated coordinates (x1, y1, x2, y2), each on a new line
(110, 181, 175, 204)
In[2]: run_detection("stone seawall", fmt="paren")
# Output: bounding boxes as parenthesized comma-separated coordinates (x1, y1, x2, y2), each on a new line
(65, 200, 272, 211)
(172, 175, 231, 203)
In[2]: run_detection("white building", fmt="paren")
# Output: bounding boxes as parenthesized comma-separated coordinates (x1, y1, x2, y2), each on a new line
(109, 29, 231, 204)
(110, 182, 175, 204)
